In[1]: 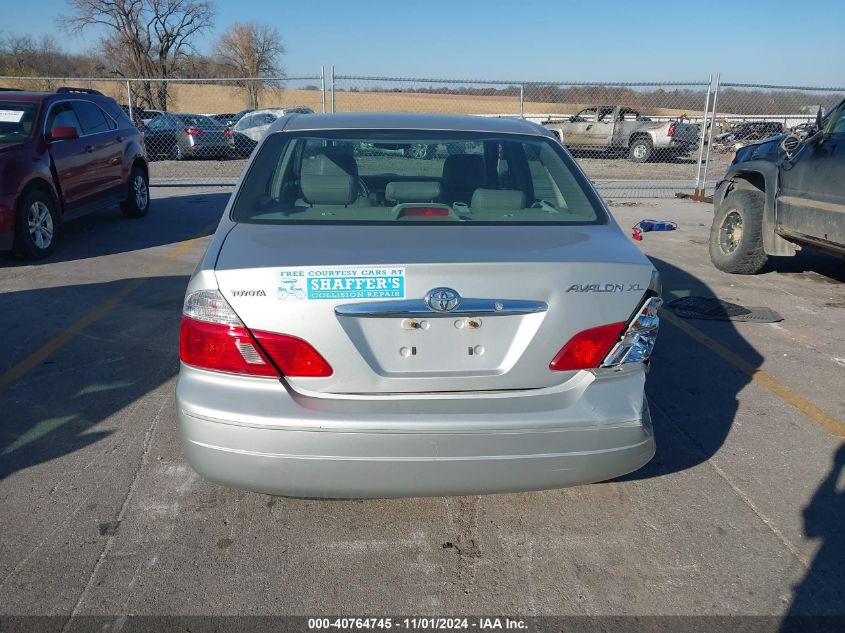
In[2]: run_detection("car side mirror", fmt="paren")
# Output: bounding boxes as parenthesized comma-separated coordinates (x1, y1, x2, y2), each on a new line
(49, 126, 79, 141)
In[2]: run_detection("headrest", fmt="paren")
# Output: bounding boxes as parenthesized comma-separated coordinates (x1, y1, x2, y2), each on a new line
(300, 152, 359, 205)
(385, 181, 443, 203)
(470, 188, 527, 210)
(441, 154, 486, 192)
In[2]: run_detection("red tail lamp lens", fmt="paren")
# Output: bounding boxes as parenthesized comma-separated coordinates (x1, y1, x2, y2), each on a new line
(252, 330, 333, 377)
(549, 322, 626, 371)
(185, 127, 202, 136)
(180, 316, 278, 377)
(180, 318, 333, 378)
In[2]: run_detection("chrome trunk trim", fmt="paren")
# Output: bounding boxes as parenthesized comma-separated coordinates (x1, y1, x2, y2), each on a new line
(335, 298, 548, 318)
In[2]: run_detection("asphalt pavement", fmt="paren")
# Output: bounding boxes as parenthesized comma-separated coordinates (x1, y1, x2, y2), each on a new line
(0, 190, 843, 631)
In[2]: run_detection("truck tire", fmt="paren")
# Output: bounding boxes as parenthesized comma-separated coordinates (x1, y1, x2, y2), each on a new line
(628, 137, 653, 162)
(709, 189, 768, 274)
(13, 190, 60, 259)
(121, 166, 150, 218)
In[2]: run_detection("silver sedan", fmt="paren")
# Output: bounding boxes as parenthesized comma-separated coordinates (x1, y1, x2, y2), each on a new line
(176, 112, 661, 498)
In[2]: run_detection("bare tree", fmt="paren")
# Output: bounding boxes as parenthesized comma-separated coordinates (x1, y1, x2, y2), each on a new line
(60, 0, 216, 109)
(217, 22, 284, 108)
(0, 34, 60, 75)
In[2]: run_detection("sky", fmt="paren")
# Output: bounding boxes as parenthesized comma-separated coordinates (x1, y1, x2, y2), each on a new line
(4, 0, 845, 86)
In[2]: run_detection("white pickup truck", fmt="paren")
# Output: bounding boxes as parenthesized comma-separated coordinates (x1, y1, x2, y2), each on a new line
(541, 105, 700, 162)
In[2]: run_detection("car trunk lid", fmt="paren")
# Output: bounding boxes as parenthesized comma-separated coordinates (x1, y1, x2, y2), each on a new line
(215, 223, 654, 395)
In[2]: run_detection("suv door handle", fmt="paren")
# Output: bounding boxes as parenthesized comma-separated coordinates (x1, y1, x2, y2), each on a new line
(84, 145, 94, 153)
(116, 135, 124, 142)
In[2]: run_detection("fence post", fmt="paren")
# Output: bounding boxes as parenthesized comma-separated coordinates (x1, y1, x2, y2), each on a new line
(330, 65, 336, 113)
(519, 84, 525, 119)
(126, 80, 133, 120)
(693, 74, 712, 199)
(320, 66, 326, 113)
(701, 73, 721, 197)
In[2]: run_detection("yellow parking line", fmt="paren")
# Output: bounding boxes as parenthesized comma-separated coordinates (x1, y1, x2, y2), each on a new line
(0, 223, 217, 390)
(661, 310, 845, 439)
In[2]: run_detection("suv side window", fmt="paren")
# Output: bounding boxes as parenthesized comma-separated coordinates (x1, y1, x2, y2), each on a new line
(73, 101, 115, 135)
(100, 100, 133, 127)
(46, 102, 82, 136)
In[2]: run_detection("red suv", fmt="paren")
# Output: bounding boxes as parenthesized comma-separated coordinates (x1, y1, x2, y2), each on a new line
(0, 87, 149, 258)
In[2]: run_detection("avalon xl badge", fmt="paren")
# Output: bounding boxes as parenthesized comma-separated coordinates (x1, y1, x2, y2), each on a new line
(425, 287, 461, 312)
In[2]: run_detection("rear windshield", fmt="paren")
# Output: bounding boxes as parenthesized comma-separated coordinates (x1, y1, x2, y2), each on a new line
(176, 114, 220, 128)
(230, 130, 606, 225)
(0, 101, 39, 144)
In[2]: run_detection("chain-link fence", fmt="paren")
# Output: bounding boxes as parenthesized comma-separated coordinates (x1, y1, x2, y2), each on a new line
(3, 72, 843, 198)
(1, 74, 324, 186)
(332, 75, 712, 198)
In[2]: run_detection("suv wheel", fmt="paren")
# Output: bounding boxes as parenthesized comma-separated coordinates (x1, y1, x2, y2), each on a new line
(121, 167, 150, 218)
(628, 137, 653, 162)
(13, 190, 60, 259)
(709, 189, 767, 274)
(170, 143, 184, 161)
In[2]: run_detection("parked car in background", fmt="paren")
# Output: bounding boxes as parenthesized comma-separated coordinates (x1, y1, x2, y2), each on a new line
(136, 108, 165, 126)
(219, 108, 255, 128)
(541, 105, 699, 162)
(208, 113, 237, 125)
(143, 113, 229, 160)
(228, 106, 314, 158)
(712, 121, 785, 153)
(0, 87, 149, 258)
(177, 112, 662, 498)
(709, 100, 845, 274)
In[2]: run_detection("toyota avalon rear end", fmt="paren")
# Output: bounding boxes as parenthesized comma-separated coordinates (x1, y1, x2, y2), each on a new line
(176, 113, 661, 498)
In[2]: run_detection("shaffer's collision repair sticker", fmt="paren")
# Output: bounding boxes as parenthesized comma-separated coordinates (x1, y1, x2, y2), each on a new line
(278, 267, 405, 301)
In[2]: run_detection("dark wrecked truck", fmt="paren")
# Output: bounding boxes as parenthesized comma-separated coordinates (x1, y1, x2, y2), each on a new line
(709, 98, 845, 274)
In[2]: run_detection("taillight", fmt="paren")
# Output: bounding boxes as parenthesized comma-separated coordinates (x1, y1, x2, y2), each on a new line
(549, 322, 626, 371)
(179, 290, 332, 378)
(180, 316, 279, 377)
(667, 122, 677, 138)
(252, 331, 333, 377)
(601, 297, 662, 367)
(185, 127, 202, 136)
(549, 296, 663, 372)
(223, 128, 232, 136)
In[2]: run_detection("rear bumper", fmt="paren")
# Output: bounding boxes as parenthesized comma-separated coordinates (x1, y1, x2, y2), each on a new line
(185, 143, 228, 157)
(667, 140, 696, 154)
(176, 364, 655, 498)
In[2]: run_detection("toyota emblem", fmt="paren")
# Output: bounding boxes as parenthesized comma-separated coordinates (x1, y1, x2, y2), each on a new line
(425, 287, 461, 313)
